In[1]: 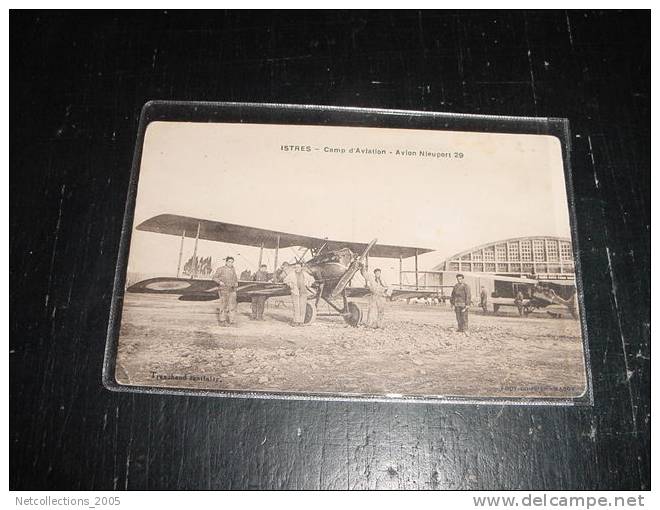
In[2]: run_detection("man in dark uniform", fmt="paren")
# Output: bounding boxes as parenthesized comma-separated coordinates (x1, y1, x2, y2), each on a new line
(251, 264, 270, 320)
(450, 273, 471, 333)
(212, 256, 239, 326)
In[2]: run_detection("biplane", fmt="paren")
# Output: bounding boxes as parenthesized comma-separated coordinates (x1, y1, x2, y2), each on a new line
(126, 214, 437, 326)
(440, 271, 579, 319)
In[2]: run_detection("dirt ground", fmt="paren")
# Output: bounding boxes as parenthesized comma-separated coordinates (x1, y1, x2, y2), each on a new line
(115, 294, 588, 399)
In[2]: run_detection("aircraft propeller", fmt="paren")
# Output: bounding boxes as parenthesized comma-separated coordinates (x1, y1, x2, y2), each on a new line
(329, 238, 378, 299)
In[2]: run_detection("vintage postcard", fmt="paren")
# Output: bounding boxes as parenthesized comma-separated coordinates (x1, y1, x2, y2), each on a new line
(105, 106, 591, 404)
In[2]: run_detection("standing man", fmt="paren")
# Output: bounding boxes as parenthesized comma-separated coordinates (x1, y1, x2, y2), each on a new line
(251, 264, 270, 320)
(213, 256, 239, 326)
(284, 263, 313, 326)
(480, 286, 489, 313)
(450, 273, 471, 333)
(514, 288, 525, 317)
(360, 266, 388, 328)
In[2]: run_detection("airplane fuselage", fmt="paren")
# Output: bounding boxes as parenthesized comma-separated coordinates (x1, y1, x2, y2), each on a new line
(304, 247, 355, 297)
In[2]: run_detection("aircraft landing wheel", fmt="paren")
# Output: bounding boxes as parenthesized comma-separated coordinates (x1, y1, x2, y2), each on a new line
(304, 302, 317, 324)
(343, 302, 362, 327)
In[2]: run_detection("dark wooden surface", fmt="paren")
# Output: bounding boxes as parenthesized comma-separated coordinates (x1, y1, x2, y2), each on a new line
(10, 11, 649, 490)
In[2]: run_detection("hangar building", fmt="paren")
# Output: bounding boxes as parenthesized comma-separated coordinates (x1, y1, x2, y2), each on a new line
(398, 236, 575, 301)
(435, 236, 575, 279)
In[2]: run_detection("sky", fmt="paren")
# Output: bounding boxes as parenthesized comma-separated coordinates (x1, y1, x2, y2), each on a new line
(126, 121, 572, 284)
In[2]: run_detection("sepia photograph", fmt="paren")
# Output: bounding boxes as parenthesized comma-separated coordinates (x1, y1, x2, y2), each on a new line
(110, 118, 589, 402)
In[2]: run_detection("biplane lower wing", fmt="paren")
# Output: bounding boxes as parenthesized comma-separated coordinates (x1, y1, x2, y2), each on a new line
(389, 289, 442, 301)
(127, 277, 217, 294)
(440, 270, 540, 285)
(127, 278, 438, 302)
(126, 277, 291, 302)
(491, 297, 532, 307)
(344, 288, 440, 301)
(343, 287, 371, 299)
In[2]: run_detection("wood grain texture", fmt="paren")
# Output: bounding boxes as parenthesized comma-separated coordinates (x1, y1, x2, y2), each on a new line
(10, 10, 649, 490)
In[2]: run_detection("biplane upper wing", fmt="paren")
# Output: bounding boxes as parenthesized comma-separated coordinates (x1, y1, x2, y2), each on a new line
(127, 277, 291, 301)
(136, 214, 434, 259)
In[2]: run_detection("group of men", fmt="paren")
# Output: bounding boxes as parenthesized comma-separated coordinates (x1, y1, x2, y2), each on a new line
(211, 256, 271, 325)
(210, 256, 320, 327)
(212, 256, 482, 332)
(210, 255, 389, 328)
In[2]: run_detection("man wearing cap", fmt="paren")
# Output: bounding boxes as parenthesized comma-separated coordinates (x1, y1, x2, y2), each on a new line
(212, 256, 239, 325)
(251, 264, 271, 320)
(360, 266, 389, 328)
(450, 273, 471, 333)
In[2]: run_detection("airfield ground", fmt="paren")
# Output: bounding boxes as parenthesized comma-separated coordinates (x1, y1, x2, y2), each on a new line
(114, 294, 588, 399)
